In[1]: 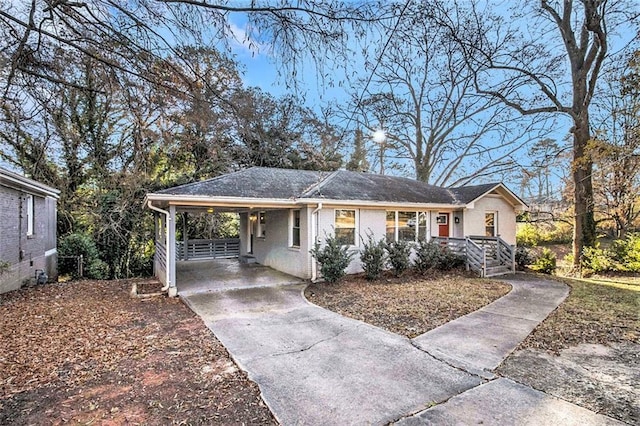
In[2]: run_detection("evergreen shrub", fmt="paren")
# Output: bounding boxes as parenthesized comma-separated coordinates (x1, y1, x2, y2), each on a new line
(310, 233, 355, 283)
(359, 233, 387, 281)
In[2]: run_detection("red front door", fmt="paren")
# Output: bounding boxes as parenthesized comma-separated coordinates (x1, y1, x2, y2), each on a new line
(437, 213, 449, 237)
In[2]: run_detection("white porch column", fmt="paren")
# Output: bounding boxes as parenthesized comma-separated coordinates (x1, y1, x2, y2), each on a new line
(168, 205, 177, 297)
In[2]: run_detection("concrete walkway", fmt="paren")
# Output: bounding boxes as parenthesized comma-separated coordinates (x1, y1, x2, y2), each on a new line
(183, 273, 623, 425)
(412, 274, 570, 378)
(397, 378, 623, 425)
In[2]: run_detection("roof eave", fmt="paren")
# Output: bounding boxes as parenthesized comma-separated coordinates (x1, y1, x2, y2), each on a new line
(299, 198, 462, 209)
(0, 170, 60, 199)
(145, 193, 303, 209)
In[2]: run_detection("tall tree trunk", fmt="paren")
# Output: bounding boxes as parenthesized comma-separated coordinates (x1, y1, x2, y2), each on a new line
(572, 112, 596, 270)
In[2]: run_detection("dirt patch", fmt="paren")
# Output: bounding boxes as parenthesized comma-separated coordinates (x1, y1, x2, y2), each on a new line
(498, 276, 639, 424)
(0, 279, 276, 425)
(498, 342, 640, 424)
(305, 270, 511, 338)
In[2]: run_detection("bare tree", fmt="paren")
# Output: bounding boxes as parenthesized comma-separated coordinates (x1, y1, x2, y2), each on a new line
(438, 0, 637, 268)
(0, 0, 389, 98)
(591, 60, 640, 237)
(345, 3, 549, 186)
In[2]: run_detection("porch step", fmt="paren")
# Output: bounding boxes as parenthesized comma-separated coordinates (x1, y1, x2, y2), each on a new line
(485, 265, 514, 277)
(239, 255, 257, 264)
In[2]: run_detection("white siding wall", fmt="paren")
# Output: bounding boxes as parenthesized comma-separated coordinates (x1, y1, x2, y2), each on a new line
(252, 208, 311, 278)
(463, 195, 517, 245)
(452, 211, 464, 238)
(317, 207, 386, 275)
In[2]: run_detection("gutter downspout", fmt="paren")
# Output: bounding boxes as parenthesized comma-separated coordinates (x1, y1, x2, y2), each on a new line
(311, 202, 322, 281)
(147, 201, 171, 292)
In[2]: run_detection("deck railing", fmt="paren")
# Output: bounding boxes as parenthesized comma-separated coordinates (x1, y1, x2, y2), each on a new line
(465, 238, 486, 277)
(154, 240, 167, 285)
(176, 238, 240, 260)
(432, 235, 514, 277)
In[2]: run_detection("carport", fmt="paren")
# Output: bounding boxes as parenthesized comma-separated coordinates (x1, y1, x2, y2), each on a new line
(176, 258, 303, 295)
(144, 193, 302, 297)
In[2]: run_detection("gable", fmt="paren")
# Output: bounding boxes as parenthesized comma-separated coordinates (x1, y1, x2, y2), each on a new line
(452, 183, 527, 210)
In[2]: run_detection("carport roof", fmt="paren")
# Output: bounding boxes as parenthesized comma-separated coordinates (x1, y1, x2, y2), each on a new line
(157, 167, 328, 199)
(148, 167, 524, 208)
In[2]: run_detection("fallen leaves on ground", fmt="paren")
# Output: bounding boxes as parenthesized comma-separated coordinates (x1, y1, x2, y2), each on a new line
(0, 279, 276, 425)
(305, 270, 511, 338)
(515, 276, 640, 353)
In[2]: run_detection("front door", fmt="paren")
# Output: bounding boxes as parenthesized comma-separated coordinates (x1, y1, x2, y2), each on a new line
(437, 213, 449, 237)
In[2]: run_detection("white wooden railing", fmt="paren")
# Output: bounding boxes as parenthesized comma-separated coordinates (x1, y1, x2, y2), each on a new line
(465, 238, 486, 277)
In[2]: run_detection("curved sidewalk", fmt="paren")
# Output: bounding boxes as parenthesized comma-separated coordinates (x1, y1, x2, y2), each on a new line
(412, 274, 570, 378)
(184, 274, 623, 425)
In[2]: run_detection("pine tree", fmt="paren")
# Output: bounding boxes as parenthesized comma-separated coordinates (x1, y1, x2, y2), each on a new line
(346, 128, 369, 172)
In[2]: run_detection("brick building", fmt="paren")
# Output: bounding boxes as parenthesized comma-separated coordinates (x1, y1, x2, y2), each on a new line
(0, 168, 59, 294)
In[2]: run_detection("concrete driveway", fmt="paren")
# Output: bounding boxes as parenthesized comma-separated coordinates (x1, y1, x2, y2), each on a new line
(183, 274, 624, 425)
(184, 284, 481, 425)
(176, 259, 303, 295)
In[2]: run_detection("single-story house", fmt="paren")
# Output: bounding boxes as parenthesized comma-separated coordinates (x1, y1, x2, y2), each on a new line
(145, 167, 526, 296)
(0, 167, 60, 294)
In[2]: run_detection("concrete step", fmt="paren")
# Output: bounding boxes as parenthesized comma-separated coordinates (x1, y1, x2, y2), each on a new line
(239, 255, 257, 264)
(485, 265, 513, 277)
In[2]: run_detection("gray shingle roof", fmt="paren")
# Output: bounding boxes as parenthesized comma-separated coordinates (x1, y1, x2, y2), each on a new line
(158, 168, 328, 199)
(303, 170, 455, 204)
(450, 183, 501, 204)
(155, 167, 519, 206)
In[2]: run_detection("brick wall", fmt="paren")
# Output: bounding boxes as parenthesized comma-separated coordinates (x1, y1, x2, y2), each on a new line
(0, 186, 57, 293)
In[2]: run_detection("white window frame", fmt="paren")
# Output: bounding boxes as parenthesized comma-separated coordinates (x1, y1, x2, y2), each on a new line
(334, 209, 358, 247)
(386, 211, 429, 243)
(26, 194, 34, 236)
(485, 211, 497, 237)
(289, 209, 301, 248)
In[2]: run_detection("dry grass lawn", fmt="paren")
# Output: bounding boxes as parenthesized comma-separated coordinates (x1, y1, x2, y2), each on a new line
(516, 276, 639, 352)
(305, 270, 511, 339)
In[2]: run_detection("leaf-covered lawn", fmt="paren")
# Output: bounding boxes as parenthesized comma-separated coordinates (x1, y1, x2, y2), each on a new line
(305, 271, 511, 338)
(516, 277, 640, 352)
(0, 280, 275, 425)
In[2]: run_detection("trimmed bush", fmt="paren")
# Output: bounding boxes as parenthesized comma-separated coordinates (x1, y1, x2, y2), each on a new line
(515, 246, 534, 270)
(413, 240, 441, 274)
(385, 240, 411, 277)
(438, 246, 465, 270)
(359, 233, 387, 281)
(530, 248, 557, 274)
(310, 233, 355, 283)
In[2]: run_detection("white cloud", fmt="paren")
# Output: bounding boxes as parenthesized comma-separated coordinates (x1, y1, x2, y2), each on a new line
(226, 21, 268, 57)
